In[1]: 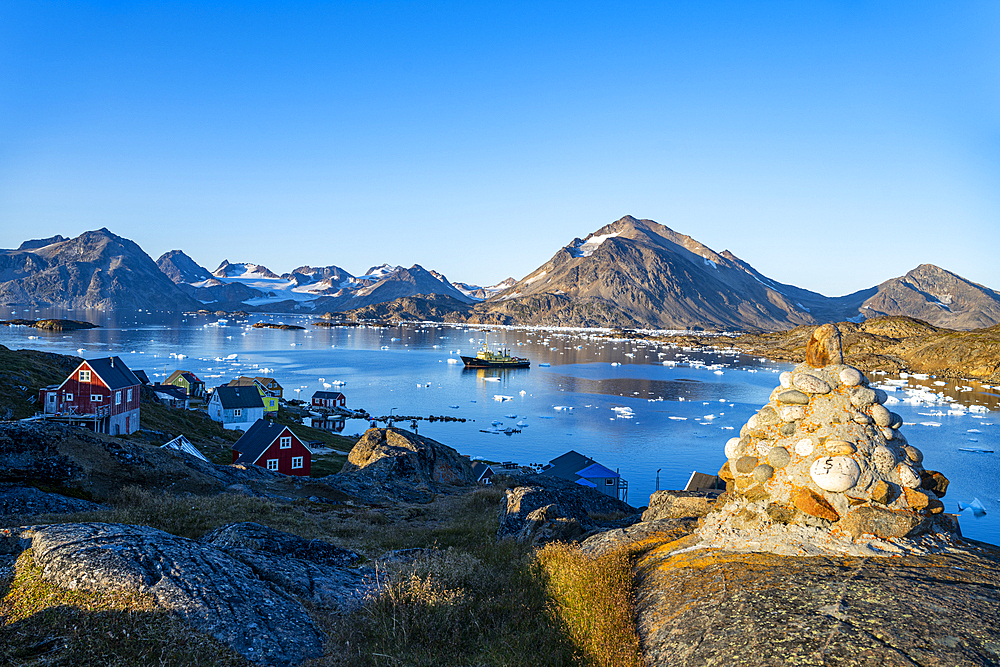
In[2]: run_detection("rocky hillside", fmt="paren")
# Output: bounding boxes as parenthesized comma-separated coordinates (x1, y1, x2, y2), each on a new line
(0, 229, 199, 311)
(662, 316, 1000, 382)
(859, 263, 1000, 330)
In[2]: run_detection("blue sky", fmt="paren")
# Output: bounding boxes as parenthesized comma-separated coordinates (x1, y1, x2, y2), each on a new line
(1, 2, 997, 294)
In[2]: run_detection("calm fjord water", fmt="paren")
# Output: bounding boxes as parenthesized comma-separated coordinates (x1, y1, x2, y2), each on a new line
(3, 310, 998, 544)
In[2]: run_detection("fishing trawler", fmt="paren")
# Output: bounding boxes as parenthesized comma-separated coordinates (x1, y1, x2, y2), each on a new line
(461, 334, 530, 369)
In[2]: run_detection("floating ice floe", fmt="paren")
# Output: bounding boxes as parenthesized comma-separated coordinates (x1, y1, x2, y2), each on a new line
(958, 498, 987, 517)
(553, 406, 573, 411)
(494, 395, 513, 402)
(539, 363, 551, 367)
(920, 422, 942, 427)
(447, 358, 460, 364)
(505, 414, 517, 419)
(668, 416, 687, 421)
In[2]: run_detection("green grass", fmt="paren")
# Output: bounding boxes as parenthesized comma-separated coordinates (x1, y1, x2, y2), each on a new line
(0, 550, 249, 666)
(0, 344, 81, 420)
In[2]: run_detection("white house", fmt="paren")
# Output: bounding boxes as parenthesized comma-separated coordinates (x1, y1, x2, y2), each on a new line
(207, 385, 265, 431)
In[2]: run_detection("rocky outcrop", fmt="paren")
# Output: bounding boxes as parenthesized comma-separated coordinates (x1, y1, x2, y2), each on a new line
(634, 533, 1000, 667)
(641, 490, 720, 522)
(663, 316, 1000, 383)
(0, 483, 103, 518)
(496, 473, 638, 543)
(0, 522, 374, 665)
(155, 249, 213, 284)
(0, 421, 348, 506)
(328, 428, 476, 503)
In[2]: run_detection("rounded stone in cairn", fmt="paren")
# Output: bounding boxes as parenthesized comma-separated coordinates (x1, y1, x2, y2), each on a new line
(753, 464, 775, 484)
(839, 367, 863, 387)
(870, 403, 892, 427)
(725, 437, 742, 459)
(776, 389, 810, 405)
(903, 445, 923, 464)
(852, 411, 872, 425)
(778, 405, 806, 422)
(827, 440, 856, 455)
(849, 386, 877, 408)
(768, 446, 791, 469)
(793, 373, 832, 395)
(734, 456, 758, 475)
(889, 412, 903, 429)
(898, 463, 921, 488)
(873, 388, 888, 404)
(810, 455, 861, 492)
(779, 371, 792, 388)
(881, 427, 895, 440)
(795, 438, 815, 457)
(873, 446, 897, 475)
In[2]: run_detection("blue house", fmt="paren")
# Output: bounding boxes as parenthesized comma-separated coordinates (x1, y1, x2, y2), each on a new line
(540, 450, 628, 503)
(207, 385, 265, 431)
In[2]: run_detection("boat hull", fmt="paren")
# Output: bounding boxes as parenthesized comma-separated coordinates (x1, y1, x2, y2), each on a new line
(461, 356, 530, 369)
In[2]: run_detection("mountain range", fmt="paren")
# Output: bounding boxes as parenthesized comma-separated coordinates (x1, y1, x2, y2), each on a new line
(2, 218, 998, 331)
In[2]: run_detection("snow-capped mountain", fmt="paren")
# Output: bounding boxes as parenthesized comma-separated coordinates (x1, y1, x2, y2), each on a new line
(452, 278, 516, 301)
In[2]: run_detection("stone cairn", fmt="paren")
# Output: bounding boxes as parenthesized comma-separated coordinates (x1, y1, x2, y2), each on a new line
(697, 324, 958, 556)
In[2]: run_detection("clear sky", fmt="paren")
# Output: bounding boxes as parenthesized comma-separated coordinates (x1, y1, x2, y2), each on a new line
(1, 2, 997, 295)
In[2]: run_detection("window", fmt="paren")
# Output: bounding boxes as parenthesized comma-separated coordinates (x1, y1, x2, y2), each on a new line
(234, 408, 242, 417)
(279, 436, 292, 449)
(92, 394, 103, 402)
(267, 459, 278, 471)
(126, 388, 132, 402)
(115, 391, 121, 405)
(79, 370, 91, 382)
(65, 392, 73, 401)
(291, 456, 303, 469)
(605, 478, 615, 486)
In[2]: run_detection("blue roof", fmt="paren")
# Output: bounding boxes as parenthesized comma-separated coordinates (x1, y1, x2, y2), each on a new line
(575, 463, 619, 479)
(575, 478, 597, 488)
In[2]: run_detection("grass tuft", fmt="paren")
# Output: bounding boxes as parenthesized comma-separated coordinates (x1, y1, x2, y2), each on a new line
(536, 542, 647, 667)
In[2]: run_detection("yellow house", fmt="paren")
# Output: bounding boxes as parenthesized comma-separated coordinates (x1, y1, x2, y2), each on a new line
(226, 376, 281, 414)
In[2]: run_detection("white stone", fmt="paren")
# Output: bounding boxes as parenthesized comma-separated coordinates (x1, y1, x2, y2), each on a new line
(839, 367, 863, 387)
(870, 403, 892, 427)
(795, 438, 815, 457)
(779, 371, 793, 388)
(747, 414, 759, 430)
(898, 463, 921, 488)
(810, 456, 861, 492)
(881, 427, 895, 440)
(725, 437, 742, 459)
(793, 373, 832, 394)
(778, 405, 806, 422)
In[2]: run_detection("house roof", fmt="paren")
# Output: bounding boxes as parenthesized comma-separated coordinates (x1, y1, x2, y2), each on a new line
(162, 435, 209, 462)
(232, 419, 309, 465)
(64, 357, 141, 391)
(212, 385, 265, 410)
(227, 376, 262, 388)
(133, 369, 151, 385)
(150, 384, 188, 401)
(575, 462, 620, 479)
(167, 370, 203, 385)
(312, 391, 345, 400)
(539, 450, 595, 482)
(255, 377, 281, 388)
(471, 461, 494, 482)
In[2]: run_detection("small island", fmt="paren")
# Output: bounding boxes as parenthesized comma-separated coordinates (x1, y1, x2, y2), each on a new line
(0, 319, 98, 331)
(252, 322, 305, 330)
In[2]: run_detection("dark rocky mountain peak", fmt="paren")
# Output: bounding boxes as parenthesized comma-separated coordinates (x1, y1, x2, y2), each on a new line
(16, 235, 68, 251)
(156, 250, 213, 284)
(859, 263, 1000, 330)
(212, 260, 280, 279)
(0, 228, 199, 311)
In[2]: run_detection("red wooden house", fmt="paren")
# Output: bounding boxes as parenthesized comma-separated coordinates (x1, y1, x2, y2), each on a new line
(311, 390, 346, 408)
(38, 356, 141, 435)
(231, 419, 312, 476)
